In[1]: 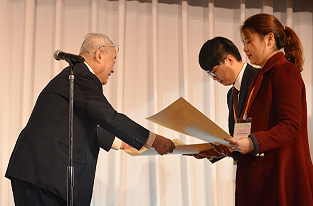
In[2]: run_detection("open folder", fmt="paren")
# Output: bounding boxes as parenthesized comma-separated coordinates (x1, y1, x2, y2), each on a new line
(123, 97, 231, 156)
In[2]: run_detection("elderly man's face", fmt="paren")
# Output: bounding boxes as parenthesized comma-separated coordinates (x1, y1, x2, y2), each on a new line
(98, 47, 117, 85)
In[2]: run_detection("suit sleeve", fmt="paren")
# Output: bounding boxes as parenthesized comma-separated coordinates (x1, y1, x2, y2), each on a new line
(227, 88, 234, 136)
(73, 69, 149, 150)
(97, 126, 115, 151)
(207, 88, 236, 164)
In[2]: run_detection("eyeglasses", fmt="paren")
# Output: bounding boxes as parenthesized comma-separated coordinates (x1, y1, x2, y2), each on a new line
(97, 44, 119, 53)
(206, 57, 227, 80)
(206, 65, 222, 79)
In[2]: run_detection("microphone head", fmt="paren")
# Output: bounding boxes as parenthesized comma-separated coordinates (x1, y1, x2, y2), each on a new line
(54, 50, 62, 61)
(76, 56, 85, 63)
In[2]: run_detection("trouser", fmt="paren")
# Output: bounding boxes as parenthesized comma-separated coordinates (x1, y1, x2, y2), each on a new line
(10, 178, 67, 206)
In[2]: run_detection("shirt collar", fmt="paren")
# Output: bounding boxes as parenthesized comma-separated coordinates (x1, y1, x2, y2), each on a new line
(84, 62, 95, 74)
(233, 63, 247, 91)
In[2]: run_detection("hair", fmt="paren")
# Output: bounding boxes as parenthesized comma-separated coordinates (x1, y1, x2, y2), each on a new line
(241, 13, 304, 71)
(79, 33, 114, 57)
(199, 36, 242, 71)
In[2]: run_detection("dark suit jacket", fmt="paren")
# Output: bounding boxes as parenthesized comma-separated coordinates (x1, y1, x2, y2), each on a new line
(6, 63, 150, 205)
(211, 64, 258, 163)
(227, 63, 259, 136)
(236, 53, 313, 205)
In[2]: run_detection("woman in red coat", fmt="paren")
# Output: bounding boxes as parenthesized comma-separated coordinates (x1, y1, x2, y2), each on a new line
(225, 13, 313, 206)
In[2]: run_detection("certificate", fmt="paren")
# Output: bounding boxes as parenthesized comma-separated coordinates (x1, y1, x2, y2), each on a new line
(123, 97, 231, 156)
(147, 97, 231, 145)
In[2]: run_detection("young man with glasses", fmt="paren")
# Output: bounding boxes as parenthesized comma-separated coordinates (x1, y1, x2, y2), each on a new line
(192, 36, 259, 162)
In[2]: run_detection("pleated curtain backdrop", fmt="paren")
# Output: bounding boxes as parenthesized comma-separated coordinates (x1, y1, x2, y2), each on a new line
(0, 0, 312, 205)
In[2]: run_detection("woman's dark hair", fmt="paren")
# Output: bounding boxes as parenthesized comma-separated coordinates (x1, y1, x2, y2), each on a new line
(199, 36, 242, 71)
(241, 13, 304, 71)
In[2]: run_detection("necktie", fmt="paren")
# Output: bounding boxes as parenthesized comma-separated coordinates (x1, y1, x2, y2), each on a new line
(232, 87, 239, 118)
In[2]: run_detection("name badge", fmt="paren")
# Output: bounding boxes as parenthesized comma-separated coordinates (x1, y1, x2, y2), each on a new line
(233, 118, 252, 139)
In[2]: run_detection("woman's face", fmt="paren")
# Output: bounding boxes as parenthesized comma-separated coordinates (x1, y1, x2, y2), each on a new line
(241, 30, 273, 68)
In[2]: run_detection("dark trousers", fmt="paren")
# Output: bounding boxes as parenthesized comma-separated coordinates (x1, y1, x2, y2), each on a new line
(10, 178, 67, 206)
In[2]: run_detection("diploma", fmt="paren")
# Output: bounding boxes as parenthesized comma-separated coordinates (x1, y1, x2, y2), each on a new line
(146, 97, 231, 145)
(123, 97, 231, 156)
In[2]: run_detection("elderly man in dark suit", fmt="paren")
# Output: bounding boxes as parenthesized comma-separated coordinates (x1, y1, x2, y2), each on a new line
(6, 33, 175, 206)
(191, 36, 259, 162)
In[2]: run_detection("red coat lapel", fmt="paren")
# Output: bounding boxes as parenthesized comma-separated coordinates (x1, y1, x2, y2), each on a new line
(241, 52, 288, 119)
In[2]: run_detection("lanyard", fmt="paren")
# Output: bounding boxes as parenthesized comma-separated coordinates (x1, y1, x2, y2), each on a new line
(234, 86, 254, 122)
(241, 68, 263, 120)
(243, 86, 255, 120)
(233, 104, 237, 123)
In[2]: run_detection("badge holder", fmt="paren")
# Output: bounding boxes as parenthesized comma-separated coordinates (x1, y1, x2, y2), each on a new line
(232, 117, 252, 151)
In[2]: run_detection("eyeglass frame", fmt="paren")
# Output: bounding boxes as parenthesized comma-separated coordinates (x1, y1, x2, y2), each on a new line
(97, 44, 119, 53)
(206, 56, 227, 79)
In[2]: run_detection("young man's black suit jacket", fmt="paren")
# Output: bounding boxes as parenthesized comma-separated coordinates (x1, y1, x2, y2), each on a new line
(227, 64, 259, 136)
(211, 64, 259, 163)
(6, 63, 150, 205)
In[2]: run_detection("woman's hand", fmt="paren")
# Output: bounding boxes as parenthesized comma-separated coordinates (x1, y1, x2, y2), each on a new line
(224, 137, 254, 154)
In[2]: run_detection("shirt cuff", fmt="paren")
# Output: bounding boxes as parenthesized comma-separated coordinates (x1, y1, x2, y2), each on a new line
(144, 132, 156, 149)
(111, 137, 122, 150)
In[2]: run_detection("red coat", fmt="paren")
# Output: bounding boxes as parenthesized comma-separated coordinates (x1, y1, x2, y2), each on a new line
(236, 52, 313, 206)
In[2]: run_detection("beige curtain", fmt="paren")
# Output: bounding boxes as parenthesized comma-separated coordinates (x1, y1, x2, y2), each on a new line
(1, 0, 312, 205)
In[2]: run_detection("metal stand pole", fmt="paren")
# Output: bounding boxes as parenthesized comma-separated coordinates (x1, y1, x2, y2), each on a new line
(67, 64, 75, 206)
(54, 50, 84, 206)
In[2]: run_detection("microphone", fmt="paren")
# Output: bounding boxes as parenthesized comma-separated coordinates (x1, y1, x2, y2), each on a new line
(54, 50, 85, 64)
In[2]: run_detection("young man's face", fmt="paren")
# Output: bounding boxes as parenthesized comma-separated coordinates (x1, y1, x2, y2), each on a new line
(209, 56, 237, 86)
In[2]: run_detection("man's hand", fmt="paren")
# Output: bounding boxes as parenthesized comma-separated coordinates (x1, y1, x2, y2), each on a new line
(186, 143, 232, 160)
(211, 143, 232, 157)
(187, 148, 223, 160)
(152, 135, 175, 155)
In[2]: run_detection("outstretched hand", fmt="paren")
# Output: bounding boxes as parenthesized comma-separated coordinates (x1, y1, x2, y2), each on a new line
(152, 134, 176, 155)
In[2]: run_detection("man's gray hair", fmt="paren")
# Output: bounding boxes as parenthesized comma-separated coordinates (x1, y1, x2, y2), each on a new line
(79, 33, 114, 57)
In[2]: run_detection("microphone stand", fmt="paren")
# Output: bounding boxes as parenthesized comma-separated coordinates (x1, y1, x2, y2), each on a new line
(67, 60, 75, 206)
(54, 50, 84, 206)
